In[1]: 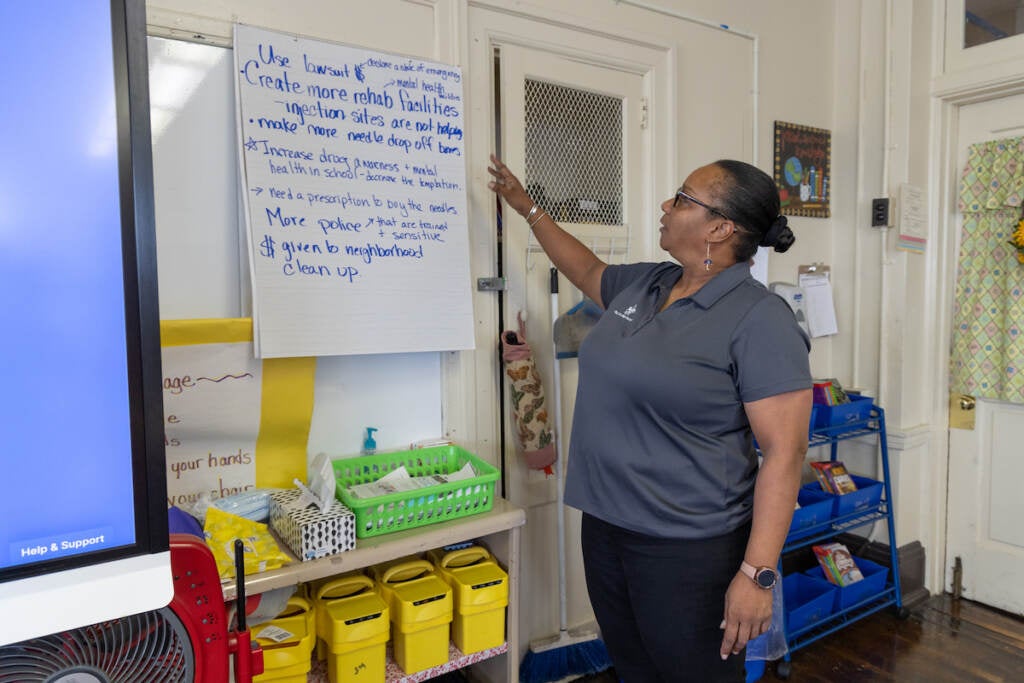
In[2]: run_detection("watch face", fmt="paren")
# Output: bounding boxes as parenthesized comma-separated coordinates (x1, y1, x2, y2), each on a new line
(755, 568, 777, 589)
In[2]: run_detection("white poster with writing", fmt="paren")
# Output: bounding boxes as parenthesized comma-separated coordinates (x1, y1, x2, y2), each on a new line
(163, 343, 262, 508)
(233, 24, 474, 358)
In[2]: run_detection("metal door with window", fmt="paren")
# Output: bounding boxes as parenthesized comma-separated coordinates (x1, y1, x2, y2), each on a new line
(946, 92, 1024, 616)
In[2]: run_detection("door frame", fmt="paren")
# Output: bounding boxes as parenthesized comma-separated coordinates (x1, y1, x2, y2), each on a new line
(929, 74, 1024, 595)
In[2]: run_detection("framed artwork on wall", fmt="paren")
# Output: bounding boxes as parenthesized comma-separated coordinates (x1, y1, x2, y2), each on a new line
(774, 121, 831, 218)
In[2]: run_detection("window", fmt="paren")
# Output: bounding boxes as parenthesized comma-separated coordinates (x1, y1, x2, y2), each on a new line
(965, 0, 1024, 48)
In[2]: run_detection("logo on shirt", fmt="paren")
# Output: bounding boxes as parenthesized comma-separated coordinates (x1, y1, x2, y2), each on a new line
(613, 304, 637, 322)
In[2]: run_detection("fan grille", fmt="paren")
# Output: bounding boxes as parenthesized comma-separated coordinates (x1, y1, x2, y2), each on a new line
(0, 607, 193, 683)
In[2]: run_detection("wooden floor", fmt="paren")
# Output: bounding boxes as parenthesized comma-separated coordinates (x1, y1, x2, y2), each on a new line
(777, 594, 1024, 682)
(571, 594, 1024, 682)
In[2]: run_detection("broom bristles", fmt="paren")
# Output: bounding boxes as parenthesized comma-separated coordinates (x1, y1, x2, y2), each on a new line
(520, 629, 612, 683)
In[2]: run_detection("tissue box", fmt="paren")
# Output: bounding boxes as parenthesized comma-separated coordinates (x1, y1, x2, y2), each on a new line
(269, 488, 356, 561)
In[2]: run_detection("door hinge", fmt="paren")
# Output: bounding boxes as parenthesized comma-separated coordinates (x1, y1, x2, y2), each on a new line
(640, 97, 649, 130)
(477, 277, 506, 291)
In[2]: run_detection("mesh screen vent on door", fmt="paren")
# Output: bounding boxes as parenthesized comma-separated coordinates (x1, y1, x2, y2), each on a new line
(524, 79, 623, 225)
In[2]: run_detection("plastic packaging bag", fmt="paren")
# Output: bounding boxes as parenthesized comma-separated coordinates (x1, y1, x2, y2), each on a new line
(203, 506, 291, 579)
(210, 488, 277, 522)
(234, 585, 297, 627)
(179, 491, 213, 526)
(553, 297, 602, 359)
(745, 578, 789, 661)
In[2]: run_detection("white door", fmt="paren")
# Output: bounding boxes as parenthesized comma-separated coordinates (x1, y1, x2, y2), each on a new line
(945, 92, 1024, 616)
(494, 39, 648, 644)
(499, 42, 644, 502)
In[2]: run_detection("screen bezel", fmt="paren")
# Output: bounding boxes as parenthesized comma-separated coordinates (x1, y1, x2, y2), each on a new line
(0, 0, 168, 584)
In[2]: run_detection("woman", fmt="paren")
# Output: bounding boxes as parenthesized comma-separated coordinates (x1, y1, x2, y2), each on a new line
(488, 155, 812, 682)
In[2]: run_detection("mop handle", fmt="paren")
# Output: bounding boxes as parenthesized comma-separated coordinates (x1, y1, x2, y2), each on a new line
(550, 267, 568, 633)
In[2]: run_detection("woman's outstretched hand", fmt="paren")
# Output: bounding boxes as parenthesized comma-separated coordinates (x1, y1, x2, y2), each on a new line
(487, 154, 533, 216)
(487, 154, 605, 303)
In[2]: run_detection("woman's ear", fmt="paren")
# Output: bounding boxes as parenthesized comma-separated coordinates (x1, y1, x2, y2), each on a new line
(707, 219, 736, 244)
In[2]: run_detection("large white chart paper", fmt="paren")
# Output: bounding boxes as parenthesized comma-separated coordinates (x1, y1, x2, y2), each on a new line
(234, 24, 474, 357)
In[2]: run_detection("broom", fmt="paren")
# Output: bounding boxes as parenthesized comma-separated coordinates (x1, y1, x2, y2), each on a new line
(520, 268, 612, 683)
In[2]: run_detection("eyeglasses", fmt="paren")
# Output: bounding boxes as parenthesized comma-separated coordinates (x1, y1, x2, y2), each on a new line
(673, 189, 731, 221)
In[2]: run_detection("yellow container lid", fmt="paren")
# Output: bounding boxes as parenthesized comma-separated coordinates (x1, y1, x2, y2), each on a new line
(373, 559, 452, 626)
(368, 554, 425, 581)
(426, 546, 490, 569)
(253, 596, 316, 670)
(313, 574, 390, 647)
(428, 547, 508, 613)
(445, 565, 508, 612)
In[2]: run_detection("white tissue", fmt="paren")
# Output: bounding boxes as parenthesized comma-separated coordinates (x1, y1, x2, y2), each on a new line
(292, 452, 337, 514)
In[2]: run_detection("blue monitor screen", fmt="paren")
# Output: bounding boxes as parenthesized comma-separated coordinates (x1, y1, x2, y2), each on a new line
(0, 0, 167, 580)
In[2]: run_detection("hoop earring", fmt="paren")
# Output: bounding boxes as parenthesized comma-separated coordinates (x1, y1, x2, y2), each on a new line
(704, 241, 712, 272)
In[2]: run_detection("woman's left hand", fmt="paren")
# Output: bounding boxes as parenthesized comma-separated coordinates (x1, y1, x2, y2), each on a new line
(719, 572, 773, 659)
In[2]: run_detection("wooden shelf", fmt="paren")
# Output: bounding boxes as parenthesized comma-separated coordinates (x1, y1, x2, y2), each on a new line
(224, 497, 524, 600)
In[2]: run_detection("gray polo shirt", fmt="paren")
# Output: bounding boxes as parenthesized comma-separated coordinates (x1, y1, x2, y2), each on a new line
(563, 261, 811, 539)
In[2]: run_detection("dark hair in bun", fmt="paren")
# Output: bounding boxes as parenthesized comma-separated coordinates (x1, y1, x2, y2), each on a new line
(711, 160, 796, 261)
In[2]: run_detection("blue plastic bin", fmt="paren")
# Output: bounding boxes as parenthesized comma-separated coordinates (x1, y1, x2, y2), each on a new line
(789, 486, 834, 539)
(813, 393, 874, 429)
(804, 475, 884, 519)
(805, 557, 889, 611)
(783, 573, 837, 633)
(835, 476, 884, 517)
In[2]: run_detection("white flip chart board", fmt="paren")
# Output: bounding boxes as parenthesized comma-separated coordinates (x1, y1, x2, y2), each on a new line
(233, 24, 474, 358)
(149, 35, 445, 458)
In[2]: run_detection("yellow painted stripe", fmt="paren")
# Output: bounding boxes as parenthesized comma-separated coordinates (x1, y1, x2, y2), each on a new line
(255, 356, 316, 488)
(160, 318, 253, 346)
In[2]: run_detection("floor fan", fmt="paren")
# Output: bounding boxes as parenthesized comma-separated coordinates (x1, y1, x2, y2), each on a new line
(0, 534, 263, 683)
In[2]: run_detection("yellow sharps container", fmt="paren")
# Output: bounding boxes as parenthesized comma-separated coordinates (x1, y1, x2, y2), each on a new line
(253, 595, 316, 683)
(427, 546, 508, 654)
(371, 558, 453, 674)
(312, 573, 390, 683)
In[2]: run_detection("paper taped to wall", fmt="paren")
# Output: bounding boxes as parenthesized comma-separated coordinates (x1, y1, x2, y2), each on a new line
(798, 272, 838, 337)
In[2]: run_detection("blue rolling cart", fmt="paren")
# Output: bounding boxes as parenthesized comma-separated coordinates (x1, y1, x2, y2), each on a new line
(772, 401, 909, 680)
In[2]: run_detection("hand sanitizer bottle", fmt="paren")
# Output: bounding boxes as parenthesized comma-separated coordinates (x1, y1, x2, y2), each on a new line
(362, 427, 378, 455)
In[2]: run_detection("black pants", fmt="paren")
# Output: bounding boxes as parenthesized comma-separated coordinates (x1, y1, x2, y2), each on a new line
(581, 513, 749, 683)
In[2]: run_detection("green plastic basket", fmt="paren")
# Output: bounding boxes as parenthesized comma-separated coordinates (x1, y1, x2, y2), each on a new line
(333, 445, 500, 538)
